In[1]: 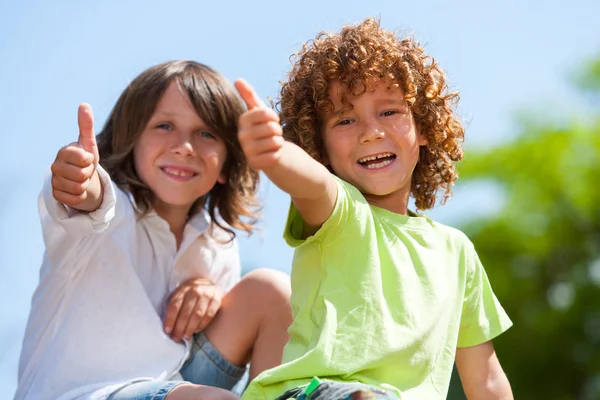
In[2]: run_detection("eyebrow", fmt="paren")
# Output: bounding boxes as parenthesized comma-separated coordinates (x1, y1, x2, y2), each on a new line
(329, 98, 408, 115)
(324, 108, 350, 125)
(329, 108, 348, 117)
(152, 110, 179, 118)
(377, 98, 408, 106)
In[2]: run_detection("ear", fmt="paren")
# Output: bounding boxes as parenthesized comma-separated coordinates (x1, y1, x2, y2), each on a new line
(321, 149, 331, 166)
(416, 126, 428, 146)
(217, 171, 227, 185)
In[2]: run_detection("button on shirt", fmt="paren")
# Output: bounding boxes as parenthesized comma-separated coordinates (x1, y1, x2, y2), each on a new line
(16, 166, 241, 400)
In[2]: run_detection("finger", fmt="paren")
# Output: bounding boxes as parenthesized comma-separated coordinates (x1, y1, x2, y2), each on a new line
(238, 123, 283, 150)
(234, 79, 266, 110)
(239, 107, 280, 127)
(171, 295, 199, 342)
(163, 292, 185, 336)
(183, 295, 209, 339)
(52, 188, 89, 208)
(196, 297, 221, 333)
(246, 149, 284, 170)
(77, 103, 99, 164)
(56, 145, 95, 168)
(51, 174, 91, 196)
(51, 159, 95, 183)
(243, 134, 285, 156)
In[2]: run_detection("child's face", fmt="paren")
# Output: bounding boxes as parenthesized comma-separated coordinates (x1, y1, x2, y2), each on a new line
(322, 81, 427, 210)
(133, 81, 227, 214)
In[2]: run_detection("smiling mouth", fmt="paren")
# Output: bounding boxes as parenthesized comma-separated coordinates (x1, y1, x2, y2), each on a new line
(357, 153, 397, 169)
(161, 167, 197, 178)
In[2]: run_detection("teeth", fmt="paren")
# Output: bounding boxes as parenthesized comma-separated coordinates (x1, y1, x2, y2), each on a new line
(163, 167, 195, 177)
(364, 159, 394, 169)
(358, 153, 395, 163)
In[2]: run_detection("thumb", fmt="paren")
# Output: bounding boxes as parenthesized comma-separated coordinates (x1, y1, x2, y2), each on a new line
(234, 79, 266, 110)
(77, 103, 99, 164)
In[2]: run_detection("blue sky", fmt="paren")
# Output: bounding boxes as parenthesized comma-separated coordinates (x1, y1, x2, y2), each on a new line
(1, 0, 598, 394)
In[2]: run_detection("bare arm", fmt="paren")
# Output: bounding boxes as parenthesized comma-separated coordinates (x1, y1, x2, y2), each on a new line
(455, 341, 513, 400)
(263, 141, 336, 230)
(235, 79, 337, 231)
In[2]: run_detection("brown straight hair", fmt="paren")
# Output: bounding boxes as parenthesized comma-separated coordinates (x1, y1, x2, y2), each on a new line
(97, 60, 259, 238)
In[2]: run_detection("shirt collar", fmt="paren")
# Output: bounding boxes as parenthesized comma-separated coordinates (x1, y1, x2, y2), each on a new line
(124, 190, 211, 234)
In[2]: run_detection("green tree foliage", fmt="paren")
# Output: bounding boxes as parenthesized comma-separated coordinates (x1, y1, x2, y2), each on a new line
(448, 56, 600, 399)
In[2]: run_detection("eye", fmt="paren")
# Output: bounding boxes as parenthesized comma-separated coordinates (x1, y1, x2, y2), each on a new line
(156, 122, 173, 131)
(335, 119, 353, 127)
(381, 110, 398, 117)
(196, 130, 217, 139)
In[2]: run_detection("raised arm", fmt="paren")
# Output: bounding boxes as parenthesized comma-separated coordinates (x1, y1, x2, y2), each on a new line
(235, 79, 337, 232)
(50, 103, 103, 212)
(39, 104, 124, 272)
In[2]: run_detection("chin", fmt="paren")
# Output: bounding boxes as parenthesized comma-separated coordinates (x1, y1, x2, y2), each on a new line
(156, 195, 197, 208)
(361, 186, 399, 196)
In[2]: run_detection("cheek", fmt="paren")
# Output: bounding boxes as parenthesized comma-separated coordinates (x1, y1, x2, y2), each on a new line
(213, 146, 229, 184)
(323, 131, 350, 164)
(394, 121, 423, 147)
(132, 147, 147, 183)
(202, 143, 228, 169)
(393, 120, 414, 136)
(132, 139, 155, 181)
(214, 143, 228, 165)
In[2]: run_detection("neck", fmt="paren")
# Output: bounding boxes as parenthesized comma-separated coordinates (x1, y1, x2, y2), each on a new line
(363, 187, 411, 215)
(154, 201, 193, 248)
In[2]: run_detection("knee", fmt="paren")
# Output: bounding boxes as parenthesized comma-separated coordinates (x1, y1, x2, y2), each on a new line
(166, 384, 239, 400)
(237, 268, 291, 314)
(241, 268, 291, 300)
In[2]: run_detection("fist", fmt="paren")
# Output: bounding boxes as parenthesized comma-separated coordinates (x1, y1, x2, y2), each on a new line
(235, 79, 284, 170)
(51, 104, 101, 210)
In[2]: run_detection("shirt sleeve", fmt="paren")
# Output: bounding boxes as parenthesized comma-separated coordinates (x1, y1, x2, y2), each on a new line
(40, 164, 129, 236)
(283, 175, 357, 248)
(39, 164, 134, 273)
(457, 242, 513, 348)
(214, 237, 242, 293)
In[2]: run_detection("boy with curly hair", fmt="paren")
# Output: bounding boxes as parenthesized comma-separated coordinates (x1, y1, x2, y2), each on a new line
(235, 18, 513, 400)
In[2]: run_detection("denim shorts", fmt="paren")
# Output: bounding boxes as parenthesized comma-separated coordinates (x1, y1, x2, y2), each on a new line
(107, 333, 248, 400)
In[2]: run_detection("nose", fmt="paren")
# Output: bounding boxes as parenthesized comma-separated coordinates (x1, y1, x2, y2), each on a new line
(358, 119, 385, 144)
(171, 130, 196, 156)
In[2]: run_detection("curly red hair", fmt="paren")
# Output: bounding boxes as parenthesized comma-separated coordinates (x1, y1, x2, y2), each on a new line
(278, 18, 465, 210)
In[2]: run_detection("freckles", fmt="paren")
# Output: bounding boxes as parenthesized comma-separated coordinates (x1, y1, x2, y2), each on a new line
(136, 139, 156, 156)
(393, 120, 413, 133)
(204, 150, 227, 167)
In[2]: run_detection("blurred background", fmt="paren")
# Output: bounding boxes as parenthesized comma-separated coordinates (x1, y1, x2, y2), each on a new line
(1, 0, 598, 398)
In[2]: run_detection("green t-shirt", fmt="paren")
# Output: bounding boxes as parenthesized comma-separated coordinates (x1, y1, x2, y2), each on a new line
(242, 176, 512, 399)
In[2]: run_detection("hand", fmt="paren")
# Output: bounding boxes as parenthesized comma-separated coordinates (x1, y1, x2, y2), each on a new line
(164, 278, 224, 342)
(50, 104, 102, 211)
(234, 79, 285, 170)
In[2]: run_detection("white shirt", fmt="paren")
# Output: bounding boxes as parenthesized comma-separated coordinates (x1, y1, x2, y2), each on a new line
(15, 166, 241, 400)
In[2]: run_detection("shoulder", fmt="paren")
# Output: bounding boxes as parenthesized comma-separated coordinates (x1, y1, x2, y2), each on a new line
(329, 175, 371, 221)
(206, 220, 238, 250)
(284, 175, 367, 246)
(332, 175, 367, 203)
(424, 216, 475, 252)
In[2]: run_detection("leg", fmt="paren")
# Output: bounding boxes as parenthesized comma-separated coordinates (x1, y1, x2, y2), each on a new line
(203, 268, 292, 380)
(107, 381, 238, 400)
(166, 384, 239, 400)
(179, 332, 247, 392)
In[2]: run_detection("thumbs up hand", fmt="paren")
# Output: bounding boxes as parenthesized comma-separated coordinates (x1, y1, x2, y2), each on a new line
(50, 104, 103, 212)
(235, 79, 285, 171)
